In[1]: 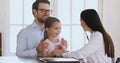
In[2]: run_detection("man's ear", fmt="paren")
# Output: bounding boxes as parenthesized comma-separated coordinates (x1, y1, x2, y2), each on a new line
(33, 9, 37, 16)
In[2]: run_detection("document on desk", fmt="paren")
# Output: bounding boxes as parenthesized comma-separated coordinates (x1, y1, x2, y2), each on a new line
(38, 57, 79, 63)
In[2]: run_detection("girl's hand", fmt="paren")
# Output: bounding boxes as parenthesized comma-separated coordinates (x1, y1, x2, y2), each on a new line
(61, 38, 68, 50)
(50, 48, 63, 57)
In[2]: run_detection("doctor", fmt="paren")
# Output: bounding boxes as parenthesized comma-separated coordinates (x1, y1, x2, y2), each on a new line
(52, 9, 115, 63)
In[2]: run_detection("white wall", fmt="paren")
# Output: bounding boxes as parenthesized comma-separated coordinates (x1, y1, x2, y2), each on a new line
(0, 0, 120, 57)
(0, 0, 10, 56)
(103, 0, 120, 58)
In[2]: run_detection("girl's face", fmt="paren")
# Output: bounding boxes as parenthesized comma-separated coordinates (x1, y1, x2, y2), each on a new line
(46, 21, 61, 37)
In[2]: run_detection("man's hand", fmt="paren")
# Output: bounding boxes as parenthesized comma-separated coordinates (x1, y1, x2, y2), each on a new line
(36, 40, 48, 53)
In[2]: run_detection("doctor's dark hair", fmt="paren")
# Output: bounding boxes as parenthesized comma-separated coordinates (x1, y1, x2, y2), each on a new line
(80, 9, 115, 58)
(32, 0, 50, 15)
(44, 17, 60, 40)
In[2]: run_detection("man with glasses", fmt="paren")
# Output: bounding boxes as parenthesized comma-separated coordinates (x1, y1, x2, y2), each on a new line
(16, 0, 52, 58)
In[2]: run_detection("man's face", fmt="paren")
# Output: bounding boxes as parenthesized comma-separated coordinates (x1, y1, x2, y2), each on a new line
(34, 3, 51, 23)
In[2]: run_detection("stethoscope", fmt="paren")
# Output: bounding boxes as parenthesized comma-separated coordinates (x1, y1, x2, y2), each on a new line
(84, 31, 90, 41)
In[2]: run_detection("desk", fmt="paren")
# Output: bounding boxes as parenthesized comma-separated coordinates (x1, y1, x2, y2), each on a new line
(38, 57, 79, 63)
(0, 56, 40, 63)
(0, 56, 80, 63)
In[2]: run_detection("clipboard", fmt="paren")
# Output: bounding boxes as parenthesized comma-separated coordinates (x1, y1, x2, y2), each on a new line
(38, 57, 79, 63)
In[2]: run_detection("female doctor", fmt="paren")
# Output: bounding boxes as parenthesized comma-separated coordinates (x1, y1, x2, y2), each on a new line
(52, 9, 115, 63)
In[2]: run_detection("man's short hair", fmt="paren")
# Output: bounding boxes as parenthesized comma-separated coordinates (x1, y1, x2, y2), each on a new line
(32, 0, 50, 10)
(32, 0, 50, 16)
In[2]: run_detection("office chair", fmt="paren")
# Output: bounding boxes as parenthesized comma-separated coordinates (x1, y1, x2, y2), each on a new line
(115, 57, 120, 63)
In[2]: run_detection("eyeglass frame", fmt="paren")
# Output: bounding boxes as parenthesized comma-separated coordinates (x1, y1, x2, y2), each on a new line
(37, 9, 52, 13)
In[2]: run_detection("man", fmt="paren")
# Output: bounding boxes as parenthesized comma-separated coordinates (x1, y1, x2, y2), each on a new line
(16, 0, 51, 57)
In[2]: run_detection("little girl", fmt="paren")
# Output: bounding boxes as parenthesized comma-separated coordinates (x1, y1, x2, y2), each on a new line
(42, 17, 67, 57)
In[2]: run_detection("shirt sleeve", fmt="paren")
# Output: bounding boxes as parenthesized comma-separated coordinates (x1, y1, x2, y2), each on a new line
(62, 31, 103, 60)
(16, 29, 37, 57)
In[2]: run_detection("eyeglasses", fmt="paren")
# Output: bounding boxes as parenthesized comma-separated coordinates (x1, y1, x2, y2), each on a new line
(37, 9, 52, 13)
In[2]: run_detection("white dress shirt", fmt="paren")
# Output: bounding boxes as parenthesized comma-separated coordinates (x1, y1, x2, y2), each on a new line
(16, 21, 44, 57)
(63, 31, 109, 63)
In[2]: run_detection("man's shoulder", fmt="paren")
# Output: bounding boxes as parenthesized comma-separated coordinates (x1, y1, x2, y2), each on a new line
(17, 24, 33, 35)
(21, 22, 35, 31)
(22, 25, 32, 31)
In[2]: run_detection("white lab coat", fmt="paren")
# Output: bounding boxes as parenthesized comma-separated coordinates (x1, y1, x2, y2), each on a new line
(63, 31, 111, 63)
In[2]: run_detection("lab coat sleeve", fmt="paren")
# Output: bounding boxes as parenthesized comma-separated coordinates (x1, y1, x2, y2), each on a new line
(63, 32, 103, 60)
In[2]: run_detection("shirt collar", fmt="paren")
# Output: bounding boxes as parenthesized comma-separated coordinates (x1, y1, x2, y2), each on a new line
(32, 21, 45, 31)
